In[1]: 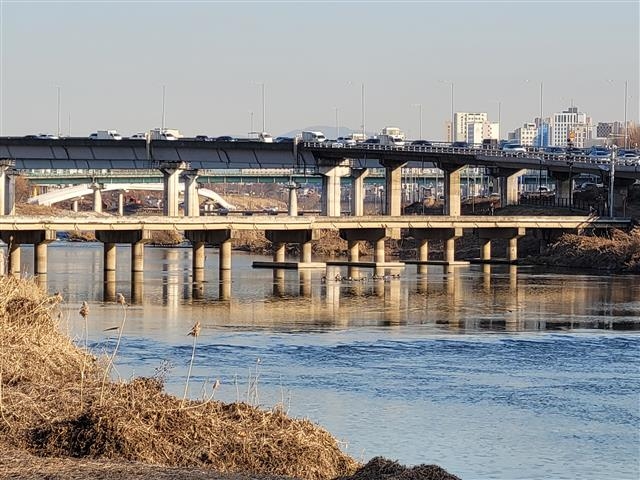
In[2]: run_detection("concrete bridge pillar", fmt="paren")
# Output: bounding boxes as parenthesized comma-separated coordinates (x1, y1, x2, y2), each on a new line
(72, 199, 79, 212)
(417, 238, 429, 274)
(480, 238, 492, 261)
(380, 160, 406, 216)
(103, 242, 117, 273)
(409, 228, 464, 265)
(348, 240, 360, 262)
(478, 227, 526, 263)
(160, 161, 189, 217)
(95, 230, 152, 279)
(318, 160, 350, 217)
(183, 230, 234, 278)
(301, 241, 312, 263)
(374, 238, 386, 264)
(556, 178, 572, 207)
(0, 161, 16, 216)
(8, 243, 20, 276)
(35, 241, 52, 276)
(261, 230, 322, 268)
(131, 241, 146, 273)
(182, 170, 200, 217)
(92, 183, 103, 213)
(192, 241, 205, 283)
(273, 242, 286, 263)
(350, 168, 369, 216)
(442, 166, 464, 216)
(118, 192, 125, 216)
(499, 169, 526, 207)
(287, 182, 299, 216)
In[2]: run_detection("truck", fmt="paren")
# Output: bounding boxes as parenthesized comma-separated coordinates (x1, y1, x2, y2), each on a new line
(301, 131, 326, 143)
(378, 126, 405, 147)
(247, 131, 274, 143)
(89, 130, 122, 140)
(149, 128, 183, 140)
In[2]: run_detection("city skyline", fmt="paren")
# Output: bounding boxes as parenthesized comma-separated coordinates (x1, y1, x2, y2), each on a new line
(1, 1, 638, 139)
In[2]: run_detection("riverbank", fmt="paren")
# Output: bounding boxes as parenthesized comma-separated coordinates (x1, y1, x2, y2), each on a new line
(0, 276, 460, 480)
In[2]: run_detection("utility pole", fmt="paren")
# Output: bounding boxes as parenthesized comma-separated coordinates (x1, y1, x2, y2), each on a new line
(609, 145, 617, 217)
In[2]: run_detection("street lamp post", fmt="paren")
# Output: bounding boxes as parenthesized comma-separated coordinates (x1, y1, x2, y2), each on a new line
(334, 107, 339, 139)
(609, 145, 617, 217)
(412, 103, 423, 140)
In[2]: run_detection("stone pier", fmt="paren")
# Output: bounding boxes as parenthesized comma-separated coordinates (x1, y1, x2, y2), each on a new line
(442, 166, 464, 216)
(95, 230, 152, 279)
(182, 169, 200, 217)
(476, 227, 526, 263)
(160, 161, 189, 216)
(336, 228, 404, 269)
(350, 168, 369, 216)
(253, 230, 325, 269)
(406, 228, 468, 266)
(184, 230, 234, 283)
(380, 160, 406, 216)
(0, 230, 57, 277)
(318, 160, 350, 217)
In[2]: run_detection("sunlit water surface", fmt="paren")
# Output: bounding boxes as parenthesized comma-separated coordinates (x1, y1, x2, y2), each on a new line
(20, 243, 640, 480)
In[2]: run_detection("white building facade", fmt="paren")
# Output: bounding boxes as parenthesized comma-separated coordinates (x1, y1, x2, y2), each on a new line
(454, 112, 487, 142)
(466, 121, 500, 144)
(549, 106, 593, 147)
(509, 123, 539, 146)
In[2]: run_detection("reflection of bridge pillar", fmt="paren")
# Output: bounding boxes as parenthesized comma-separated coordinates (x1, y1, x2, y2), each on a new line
(0, 161, 16, 216)
(299, 269, 312, 297)
(273, 243, 286, 263)
(318, 160, 349, 217)
(160, 161, 189, 217)
(442, 166, 464, 216)
(374, 238, 386, 264)
(262, 230, 322, 267)
(273, 269, 286, 296)
(182, 170, 200, 217)
(219, 269, 231, 301)
(380, 160, 406, 216)
(483, 264, 492, 292)
(92, 183, 103, 213)
(350, 168, 369, 216)
(301, 241, 312, 263)
(118, 192, 125, 216)
(131, 271, 144, 304)
(416, 237, 429, 274)
(104, 269, 117, 302)
(288, 183, 299, 216)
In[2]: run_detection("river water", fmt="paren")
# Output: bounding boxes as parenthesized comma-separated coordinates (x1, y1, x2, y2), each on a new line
(16, 242, 640, 480)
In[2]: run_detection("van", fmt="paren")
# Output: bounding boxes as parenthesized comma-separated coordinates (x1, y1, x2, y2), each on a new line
(301, 131, 326, 143)
(89, 130, 122, 140)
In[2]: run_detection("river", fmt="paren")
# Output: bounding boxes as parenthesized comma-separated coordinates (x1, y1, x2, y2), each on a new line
(16, 242, 640, 480)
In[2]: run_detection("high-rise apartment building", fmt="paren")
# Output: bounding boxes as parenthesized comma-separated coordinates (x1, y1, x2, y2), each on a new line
(549, 106, 592, 147)
(510, 123, 538, 146)
(453, 112, 487, 142)
(467, 121, 500, 144)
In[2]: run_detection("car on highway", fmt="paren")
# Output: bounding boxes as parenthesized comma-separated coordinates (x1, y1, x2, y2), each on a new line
(618, 150, 640, 165)
(451, 141, 469, 148)
(588, 146, 611, 160)
(274, 136, 294, 143)
(411, 140, 432, 146)
(336, 136, 357, 146)
(501, 143, 527, 154)
(215, 136, 235, 142)
(25, 134, 59, 140)
(363, 138, 380, 145)
(194, 135, 211, 141)
(544, 146, 565, 157)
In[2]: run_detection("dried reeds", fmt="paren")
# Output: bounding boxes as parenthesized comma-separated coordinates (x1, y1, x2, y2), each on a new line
(0, 277, 360, 480)
(182, 321, 201, 407)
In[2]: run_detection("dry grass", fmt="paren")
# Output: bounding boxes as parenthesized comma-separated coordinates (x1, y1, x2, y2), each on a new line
(0, 276, 358, 479)
(531, 227, 640, 272)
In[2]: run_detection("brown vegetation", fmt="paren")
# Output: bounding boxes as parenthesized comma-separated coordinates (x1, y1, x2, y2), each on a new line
(0, 277, 358, 479)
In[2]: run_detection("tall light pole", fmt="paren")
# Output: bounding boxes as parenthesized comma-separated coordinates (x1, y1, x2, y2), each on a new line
(161, 85, 166, 131)
(609, 145, 617, 217)
(412, 103, 423, 139)
(361, 83, 366, 139)
(249, 111, 254, 134)
(56, 86, 61, 138)
(624, 80, 628, 149)
(334, 107, 339, 139)
(261, 82, 266, 133)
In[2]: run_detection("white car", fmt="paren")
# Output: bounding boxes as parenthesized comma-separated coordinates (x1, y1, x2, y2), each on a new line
(336, 136, 356, 146)
(502, 143, 527, 154)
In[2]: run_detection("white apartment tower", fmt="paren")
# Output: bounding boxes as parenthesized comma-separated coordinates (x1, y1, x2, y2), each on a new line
(512, 123, 539, 146)
(454, 112, 487, 142)
(550, 106, 593, 147)
(466, 121, 500, 144)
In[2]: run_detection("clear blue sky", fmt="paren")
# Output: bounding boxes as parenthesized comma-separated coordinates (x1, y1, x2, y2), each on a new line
(1, 0, 638, 139)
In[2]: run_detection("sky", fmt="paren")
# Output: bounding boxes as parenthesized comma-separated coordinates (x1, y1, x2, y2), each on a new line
(1, 0, 638, 140)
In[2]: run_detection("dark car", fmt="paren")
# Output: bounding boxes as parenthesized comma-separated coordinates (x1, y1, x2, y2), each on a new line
(451, 141, 469, 148)
(215, 136, 235, 142)
(194, 135, 210, 141)
(363, 138, 380, 144)
(275, 136, 294, 143)
(411, 140, 432, 146)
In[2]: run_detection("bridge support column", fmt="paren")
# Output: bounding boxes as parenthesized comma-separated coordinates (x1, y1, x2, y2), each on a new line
(96, 231, 152, 278)
(417, 238, 429, 274)
(182, 170, 200, 217)
(442, 166, 464, 216)
(183, 230, 234, 279)
(556, 178, 572, 207)
(160, 161, 189, 217)
(380, 160, 406, 216)
(8, 243, 20, 276)
(0, 231, 57, 277)
(92, 183, 103, 213)
(318, 160, 349, 217)
(131, 241, 146, 273)
(350, 168, 369, 216)
(339, 228, 404, 268)
(408, 228, 466, 265)
(0, 161, 16, 216)
(103, 243, 117, 273)
(288, 182, 299, 216)
(118, 192, 125, 216)
(499, 169, 526, 207)
(478, 227, 526, 263)
(72, 199, 79, 212)
(258, 230, 323, 268)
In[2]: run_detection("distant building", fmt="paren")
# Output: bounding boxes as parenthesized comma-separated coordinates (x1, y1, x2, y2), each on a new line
(509, 123, 538, 146)
(466, 121, 500, 144)
(549, 106, 592, 147)
(453, 112, 487, 142)
(445, 121, 453, 142)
